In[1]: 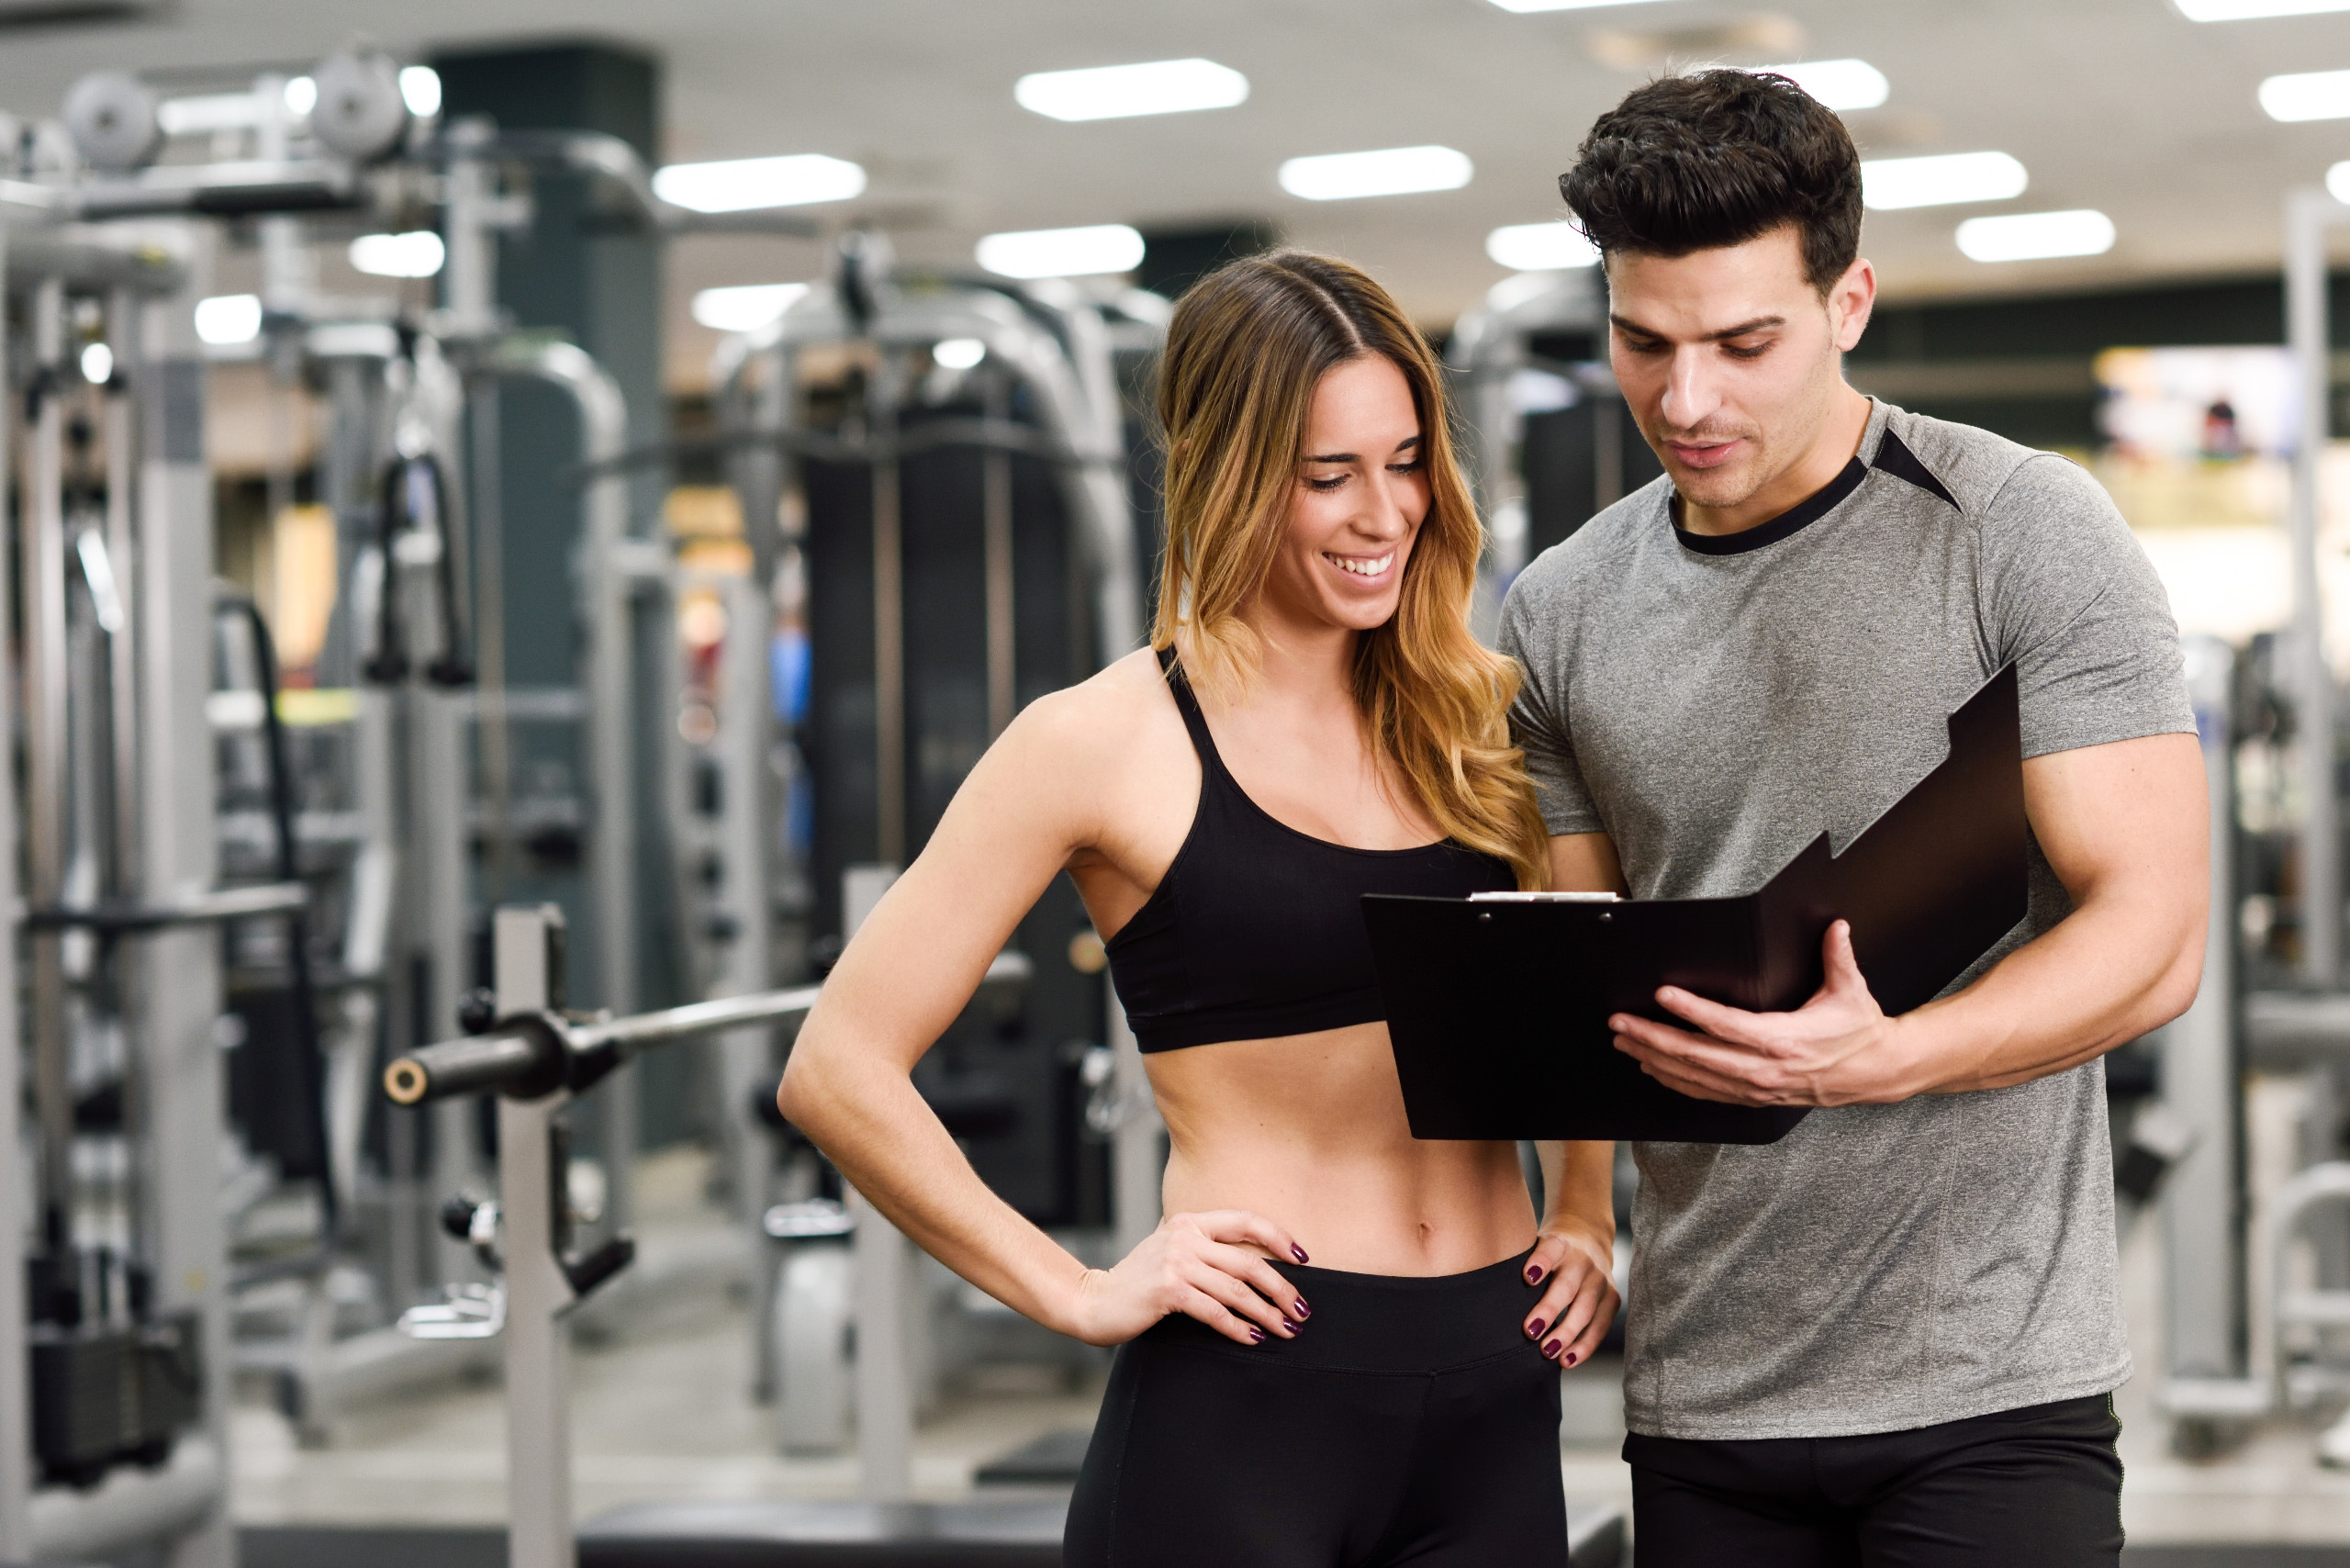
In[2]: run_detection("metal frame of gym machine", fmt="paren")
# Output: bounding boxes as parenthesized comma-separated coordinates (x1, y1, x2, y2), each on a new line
(2157, 183, 2350, 1466)
(0, 167, 258, 1568)
(706, 263, 1170, 1447)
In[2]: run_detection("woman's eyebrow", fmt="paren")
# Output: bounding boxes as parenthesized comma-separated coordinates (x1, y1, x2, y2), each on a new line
(1304, 433, 1422, 464)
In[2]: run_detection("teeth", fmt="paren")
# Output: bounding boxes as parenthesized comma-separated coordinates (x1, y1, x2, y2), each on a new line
(1326, 552, 1393, 577)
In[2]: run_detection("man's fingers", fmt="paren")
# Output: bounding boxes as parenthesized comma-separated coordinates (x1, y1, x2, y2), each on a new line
(1621, 1041, 1772, 1104)
(1650, 986, 1759, 1042)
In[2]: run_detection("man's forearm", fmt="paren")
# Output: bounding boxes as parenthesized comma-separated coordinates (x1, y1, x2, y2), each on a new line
(1896, 885, 2203, 1096)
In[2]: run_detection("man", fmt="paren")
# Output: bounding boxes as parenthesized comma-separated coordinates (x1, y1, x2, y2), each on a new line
(1502, 71, 2208, 1565)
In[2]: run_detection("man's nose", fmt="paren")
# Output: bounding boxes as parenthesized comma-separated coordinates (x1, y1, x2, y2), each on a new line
(1660, 347, 1725, 431)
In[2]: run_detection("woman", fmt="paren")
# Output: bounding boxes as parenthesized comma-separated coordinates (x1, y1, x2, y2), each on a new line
(778, 251, 1617, 1565)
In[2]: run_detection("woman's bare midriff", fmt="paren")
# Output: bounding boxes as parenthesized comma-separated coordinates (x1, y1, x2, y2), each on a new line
(1145, 1021, 1536, 1277)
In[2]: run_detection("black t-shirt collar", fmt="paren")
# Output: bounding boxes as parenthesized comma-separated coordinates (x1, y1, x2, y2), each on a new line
(1670, 456, 1868, 556)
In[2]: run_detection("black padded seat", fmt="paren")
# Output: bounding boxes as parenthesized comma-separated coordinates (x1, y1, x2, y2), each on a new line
(579, 1496, 1627, 1568)
(576, 1498, 1065, 1567)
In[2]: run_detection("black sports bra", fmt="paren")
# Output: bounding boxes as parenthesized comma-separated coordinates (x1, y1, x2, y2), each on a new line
(1103, 649, 1515, 1053)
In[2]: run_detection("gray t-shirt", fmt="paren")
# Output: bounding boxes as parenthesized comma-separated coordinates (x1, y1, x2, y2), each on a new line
(1498, 398, 2192, 1440)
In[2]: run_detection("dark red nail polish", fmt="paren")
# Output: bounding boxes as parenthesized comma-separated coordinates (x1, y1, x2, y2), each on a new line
(1248, 1327, 1266, 1343)
(1281, 1318, 1298, 1334)
(1528, 1319, 1547, 1338)
(1292, 1299, 1310, 1318)
(1292, 1245, 1309, 1264)
(1542, 1339, 1562, 1359)
(1526, 1266, 1544, 1285)
(1564, 1351, 1578, 1367)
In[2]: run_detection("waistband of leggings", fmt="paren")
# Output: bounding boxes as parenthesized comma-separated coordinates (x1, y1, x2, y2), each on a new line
(1137, 1249, 1540, 1372)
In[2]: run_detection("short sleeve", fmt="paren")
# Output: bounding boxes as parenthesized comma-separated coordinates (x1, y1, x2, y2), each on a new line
(1498, 576, 1606, 835)
(1977, 454, 2195, 759)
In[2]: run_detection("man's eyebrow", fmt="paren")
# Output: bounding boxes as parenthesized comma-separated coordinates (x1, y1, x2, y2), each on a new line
(1303, 434, 1421, 465)
(1608, 312, 1786, 342)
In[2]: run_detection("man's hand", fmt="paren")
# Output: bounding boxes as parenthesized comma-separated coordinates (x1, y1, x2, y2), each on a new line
(1611, 920, 1924, 1107)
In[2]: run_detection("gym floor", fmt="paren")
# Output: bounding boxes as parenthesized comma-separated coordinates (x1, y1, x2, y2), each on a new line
(226, 1147, 2350, 1561)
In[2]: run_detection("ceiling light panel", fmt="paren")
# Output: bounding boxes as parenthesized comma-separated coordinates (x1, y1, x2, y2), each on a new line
(1955, 209, 2115, 263)
(1487, 221, 1600, 270)
(653, 153, 867, 213)
(1751, 59, 1890, 112)
(976, 223, 1145, 279)
(2260, 68, 2350, 120)
(2328, 160, 2350, 204)
(2177, 0, 2350, 17)
(692, 282, 810, 332)
(1014, 58, 1248, 122)
(1279, 146, 1473, 201)
(1860, 151, 2028, 209)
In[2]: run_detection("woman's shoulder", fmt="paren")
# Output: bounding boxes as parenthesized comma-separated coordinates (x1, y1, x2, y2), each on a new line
(998, 648, 1185, 773)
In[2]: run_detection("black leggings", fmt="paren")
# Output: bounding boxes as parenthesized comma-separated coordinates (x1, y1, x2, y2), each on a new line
(1064, 1250, 1569, 1567)
(1627, 1394, 2124, 1568)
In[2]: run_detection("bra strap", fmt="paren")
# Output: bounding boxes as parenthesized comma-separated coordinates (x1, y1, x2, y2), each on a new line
(1157, 646, 1228, 774)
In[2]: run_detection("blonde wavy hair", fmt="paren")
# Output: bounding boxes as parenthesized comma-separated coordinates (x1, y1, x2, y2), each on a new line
(1153, 251, 1550, 890)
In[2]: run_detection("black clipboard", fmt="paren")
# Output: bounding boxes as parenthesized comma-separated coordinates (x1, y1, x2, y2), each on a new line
(1363, 665, 2028, 1144)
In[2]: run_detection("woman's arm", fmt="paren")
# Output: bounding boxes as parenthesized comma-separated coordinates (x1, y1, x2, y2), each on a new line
(1512, 831, 1629, 1365)
(777, 679, 1309, 1349)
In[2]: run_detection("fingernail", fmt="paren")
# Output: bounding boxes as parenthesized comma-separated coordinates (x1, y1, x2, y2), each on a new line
(1564, 1351, 1578, 1367)
(1527, 1318, 1547, 1338)
(1542, 1339, 1562, 1359)
(1281, 1318, 1298, 1334)
(1292, 1245, 1309, 1264)
(1526, 1266, 1544, 1285)
(1248, 1327, 1266, 1344)
(1292, 1299, 1310, 1318)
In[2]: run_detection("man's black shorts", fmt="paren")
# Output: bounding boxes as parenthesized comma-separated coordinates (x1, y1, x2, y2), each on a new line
(1627, 1394, 2124, 1568)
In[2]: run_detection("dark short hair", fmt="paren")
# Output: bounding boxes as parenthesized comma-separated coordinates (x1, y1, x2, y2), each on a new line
(1559, 69, 1863, 294)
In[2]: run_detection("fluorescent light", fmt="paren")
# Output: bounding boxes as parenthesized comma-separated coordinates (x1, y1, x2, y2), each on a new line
(2330, 160, 2350, 205)
(977, 223, 1145, 279)
(1279, 145, 1473, 202)
(1751, 59, 1890, 112)
(2179, 0, 2350, 17)
(194, 294, 263, 345)
(1486, 221, 1599, 270)
(1860, 151, 2027, 209)
(1485, 0, 1670, 11)
(653, 153, 867, 214)
(283, 75, 316, 116)
(350, 230, 445, 278)
(80, 342, 113, 384)
(157, 92, 262, 136)
(933, 337, 986, 370)
(690, 282, 810, 332)
(1014, 58, 1248, 122)
(399, 65, 442, 118)
(1955, 208, 2114, 263)
(2260, 68, 2350, 121)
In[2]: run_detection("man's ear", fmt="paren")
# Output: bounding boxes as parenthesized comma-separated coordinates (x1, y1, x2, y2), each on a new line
(1829, 257, 1877, 353)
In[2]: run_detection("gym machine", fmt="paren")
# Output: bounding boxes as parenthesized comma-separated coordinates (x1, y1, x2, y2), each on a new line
(382, 903, 1034, 1568)
(1447, 266, 1661, 618)
(0, 213, 249, 1562)
(704, 247, 1170, 1450)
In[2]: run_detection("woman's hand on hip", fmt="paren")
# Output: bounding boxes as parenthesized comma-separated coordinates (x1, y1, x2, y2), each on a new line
(1059, 1210, 1311, 1349)
(1520, 1215, 1617, 1369)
